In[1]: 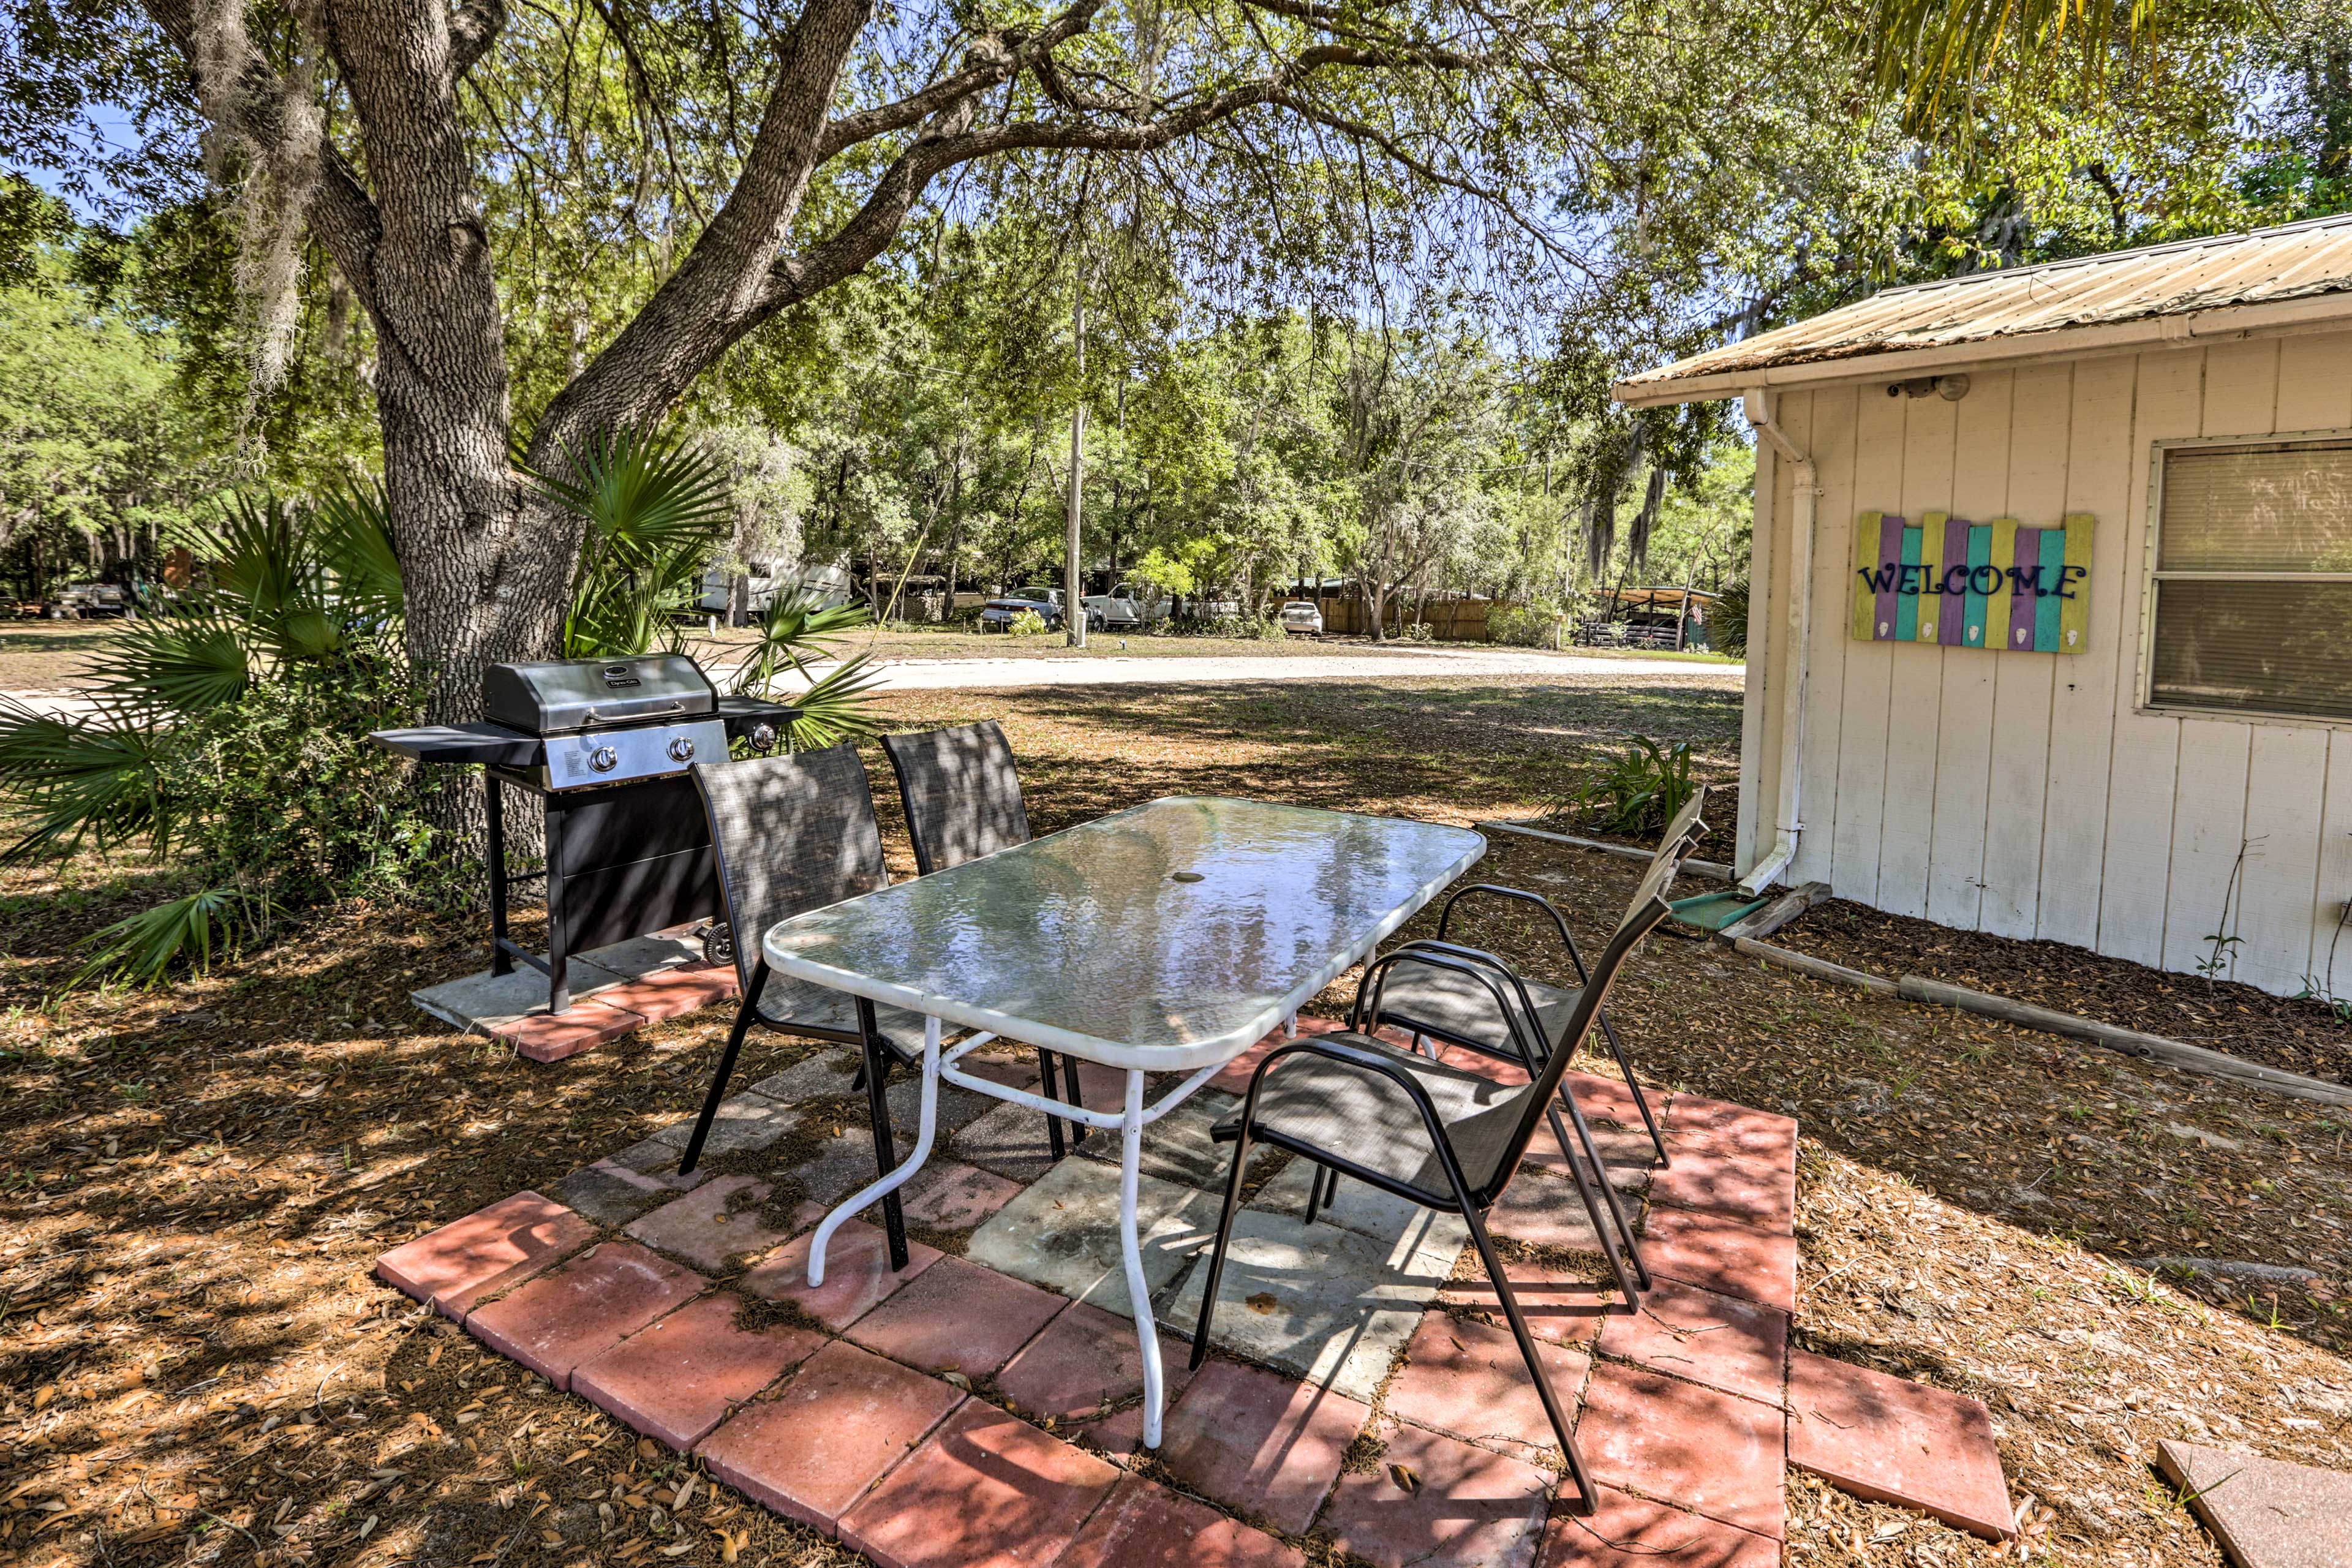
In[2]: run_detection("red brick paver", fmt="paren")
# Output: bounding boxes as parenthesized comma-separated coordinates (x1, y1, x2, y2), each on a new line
(1786, 1349, 2015, 1540)
(848, 1254, 1067, 1380)
(993, 1299, 1196, 1457)
(900, 1160, 1025, 1229)
(1386, 1310, 1589, 1463)
(740, 1218, 941, 1330)
(494, 998, 650, 1063)
(1054, 1476, 1305, 1567)
(1576, 1361, 1786, 1539)
(1440, 1256, 1615, 1348)
(1638, 1206, 1797, 1313)
(1661, 1097, 1796, 1164)
(1207, 1017, 1352, 1095)
(1593, 1280, 1787, 1408)
(465, 1242, 707, 1389)
(1485, 1171, 1618, 1254)
(1536, 1485, 1782, 1568)
(1157, 1359, 1370, 1536)
(1319, 1419, 1553, 1568)
(596, 962, 737, 1023)
(1648, 1147, 1796, 1233)
(374, 1191, 597, 1319)
(1556, 1070, 1672, 1134)
(571, 1290, 824, 1449)
(696, 1340, 963, 1534)
(624, 1175, 817, 1274)
(839, 1402, 1120, 1568)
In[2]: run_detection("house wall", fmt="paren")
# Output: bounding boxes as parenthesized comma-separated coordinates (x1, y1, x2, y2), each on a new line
(1742, 332, 2352, 998)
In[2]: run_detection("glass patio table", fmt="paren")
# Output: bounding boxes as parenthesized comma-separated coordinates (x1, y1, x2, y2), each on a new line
(763, 794, 1485, 1446)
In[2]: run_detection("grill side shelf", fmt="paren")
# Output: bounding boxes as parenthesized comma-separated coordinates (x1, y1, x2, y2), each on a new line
(369, 723, 545, 767)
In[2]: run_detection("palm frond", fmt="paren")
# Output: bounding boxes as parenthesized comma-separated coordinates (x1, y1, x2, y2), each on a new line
(97, 614, 251, 716)
(314, 480, 405, 626)
(724, 587, 877, 696)
(531, 425, 734, 658)
(1868, 0, 2179, 130)
(0, 697, 177, 859)
(782, 653, 888, 750)
(70, 884, 272, 989)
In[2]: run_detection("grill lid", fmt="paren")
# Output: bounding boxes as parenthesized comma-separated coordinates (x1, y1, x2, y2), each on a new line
(483, 655, 718, 736)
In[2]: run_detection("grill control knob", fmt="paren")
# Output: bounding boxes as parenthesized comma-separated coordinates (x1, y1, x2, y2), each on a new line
(588, 745, 619, 774)
(666, 736, 696, 763)
(746, 722, 778, 753)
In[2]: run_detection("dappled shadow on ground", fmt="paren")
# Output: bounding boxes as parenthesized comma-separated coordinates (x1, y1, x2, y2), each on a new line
(0, 669, 2340, 1568)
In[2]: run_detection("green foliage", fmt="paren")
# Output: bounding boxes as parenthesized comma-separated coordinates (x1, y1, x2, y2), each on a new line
(720, 587, 886, 750)
(1710, 581, 1752, 658)
(72, 885, 273, 990)
(1002, 608, 1050, 636)
(536, 426, 736, 659)
(1561, 737, 1699, 839)
(1487, 601, 1562, 649)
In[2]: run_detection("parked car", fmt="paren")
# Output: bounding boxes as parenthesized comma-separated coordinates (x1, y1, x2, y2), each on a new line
(1277, 600, 1325, 637)
(43, 582, 135, 620)
(1082, 581, 1170, 630)
(978, 586, 1104, 633)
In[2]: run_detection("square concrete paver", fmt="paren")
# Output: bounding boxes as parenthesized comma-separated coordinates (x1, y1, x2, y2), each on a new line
(993, 1298, 1197, 1458)
(847, 1254, 1068, 1380)
(1386, 1310, 1590, 1464)
(554, 1138, 711, 1226)
(967, 1154, 1217, 1317)
(410, 955, 633, 1035)
(695, 1340, 964, 1534)
(1317, 1418, 1553, 1568)
(1593, 1279, 1787, 1408)
(1156, 1359, 1370, 1536)
(1076, 1092, 1261, 1190)
(1576, 1360, 1786, 1539)
(1786, 1348, 2014, 1540)
(1249, 1159, 1473, 1262)
(899, 1160, 1025, 1231)
(465, 1242, 709, 1390)
(740, 1218, 942, 1331)
(570, 1290, 825, 1449)
(2157, 1438, 2352, 1568)
(649, 1095, 801, 1160)
(1536, 1486, 1782, 1568)
(838, 1402, 1120, 1568)
(1055, 1476, 1307, 1568)
(953, 1099, 1082, 1183)
(1160, 1207, 1460, 1402)
(1638, 1205, 1797, 1313)
(375, 1190, 598, 1319)
(624, 1175, 818, 1274)
(1647, 1148, 1796, 1234)
(1519, 1121, 1660, 1195)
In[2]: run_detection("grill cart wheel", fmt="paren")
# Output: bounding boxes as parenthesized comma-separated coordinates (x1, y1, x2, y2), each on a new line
(701, 921, 736, 967)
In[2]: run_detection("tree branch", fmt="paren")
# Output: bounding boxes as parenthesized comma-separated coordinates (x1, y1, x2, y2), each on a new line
(450, 0, 508, 80)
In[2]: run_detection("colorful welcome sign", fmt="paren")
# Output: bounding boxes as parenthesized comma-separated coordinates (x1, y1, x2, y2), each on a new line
(1849, 510, 2093, 652)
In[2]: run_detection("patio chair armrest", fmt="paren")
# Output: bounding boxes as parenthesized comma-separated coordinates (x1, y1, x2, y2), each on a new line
(1233, 1033, 1460, 1167)
(1383, 939, 1553, 1072)
(1351, 948, 1544, 1072)
(1434, 883, 1597, 987)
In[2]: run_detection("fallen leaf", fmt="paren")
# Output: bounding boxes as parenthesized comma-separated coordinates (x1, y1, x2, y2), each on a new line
(1389, 1463, 1420, 1494)
(1245, 1292, 1280, 1314)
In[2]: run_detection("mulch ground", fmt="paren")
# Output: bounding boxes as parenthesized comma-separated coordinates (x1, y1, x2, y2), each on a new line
(3, 667, 2348, 1568)
(1772, 898, 2352, 1087)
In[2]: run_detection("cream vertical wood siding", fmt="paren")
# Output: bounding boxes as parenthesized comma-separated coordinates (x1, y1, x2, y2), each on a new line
(1744, 333, 2352, 998)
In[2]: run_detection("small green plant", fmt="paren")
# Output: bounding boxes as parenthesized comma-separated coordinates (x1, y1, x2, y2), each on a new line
(1003, 608, 1050, 636)
(1556, 736, 1697, 837)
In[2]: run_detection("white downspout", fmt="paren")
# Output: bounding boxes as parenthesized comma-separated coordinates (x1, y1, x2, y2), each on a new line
(1739, 386, 1817, 896)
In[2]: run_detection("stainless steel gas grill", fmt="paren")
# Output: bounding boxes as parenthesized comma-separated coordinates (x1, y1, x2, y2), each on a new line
(372, 655, 799, 1016)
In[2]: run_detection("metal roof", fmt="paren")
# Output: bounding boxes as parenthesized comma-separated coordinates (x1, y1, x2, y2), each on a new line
(1615, 213, 2352, 405)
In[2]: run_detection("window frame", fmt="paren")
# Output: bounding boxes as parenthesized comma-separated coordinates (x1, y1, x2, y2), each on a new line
(2138, 428, 2352, 729)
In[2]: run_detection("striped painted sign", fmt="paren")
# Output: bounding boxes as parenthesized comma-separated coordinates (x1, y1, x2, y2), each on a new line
(1849, 511, 2093, 652)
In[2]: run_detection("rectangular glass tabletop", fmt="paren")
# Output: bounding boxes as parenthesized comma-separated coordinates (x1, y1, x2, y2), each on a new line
(761, 796, 1487, 1069)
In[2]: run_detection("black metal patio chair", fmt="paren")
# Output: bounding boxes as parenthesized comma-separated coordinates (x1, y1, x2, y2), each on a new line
(1188, 834, 1697, 1516)
(1360, 788, 1708, 1170)
(881, 720, 1089, 1156)
(681, 745, 1051, 1270)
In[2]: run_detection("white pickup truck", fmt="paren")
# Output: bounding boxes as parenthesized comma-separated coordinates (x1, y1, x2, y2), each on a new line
(1080, 582, 1170, 630)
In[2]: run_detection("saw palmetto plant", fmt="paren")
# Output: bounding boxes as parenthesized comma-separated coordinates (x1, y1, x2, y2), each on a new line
(718, 588, 888, 750)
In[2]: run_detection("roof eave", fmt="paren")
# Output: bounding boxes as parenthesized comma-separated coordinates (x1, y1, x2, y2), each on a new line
(1611, 288, 2352, 409)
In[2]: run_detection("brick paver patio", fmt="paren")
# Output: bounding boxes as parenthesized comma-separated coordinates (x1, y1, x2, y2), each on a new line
(377, 1025, 2016, 1565)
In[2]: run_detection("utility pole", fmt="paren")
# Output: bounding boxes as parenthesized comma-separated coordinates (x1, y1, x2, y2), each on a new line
(1065, 271, 1088, 649)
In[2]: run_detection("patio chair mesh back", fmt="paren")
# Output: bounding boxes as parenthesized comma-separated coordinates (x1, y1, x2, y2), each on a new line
(1618, 785, 1707, 930)
(881, 721, 1032, 875)
(693, 745, 890, 995)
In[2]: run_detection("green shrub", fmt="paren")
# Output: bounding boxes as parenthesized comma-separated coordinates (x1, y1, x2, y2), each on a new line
(1247, 614, 1288, 641)
(1004, 608, 1050, 636)
(1557, 736, 1697, 837)
(1487, 600, 1561, 648)
(1709, 581, 1749, 657)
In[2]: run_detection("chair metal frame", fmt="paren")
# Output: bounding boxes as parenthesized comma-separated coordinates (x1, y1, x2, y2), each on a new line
(1188, 859, 1687, 1516)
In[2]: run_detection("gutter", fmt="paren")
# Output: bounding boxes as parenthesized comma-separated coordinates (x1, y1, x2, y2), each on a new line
(1740, 386, 1815, 895)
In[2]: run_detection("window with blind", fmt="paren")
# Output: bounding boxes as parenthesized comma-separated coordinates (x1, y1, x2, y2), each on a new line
(2148, 438, 2352, 723)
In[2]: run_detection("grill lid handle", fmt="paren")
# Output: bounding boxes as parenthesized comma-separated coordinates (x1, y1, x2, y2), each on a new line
(584, 699, 687, 725)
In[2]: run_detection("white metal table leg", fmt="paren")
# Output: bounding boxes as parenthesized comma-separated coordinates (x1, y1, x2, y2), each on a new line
(1114, 1068, 1166, 1448)
(809, 1016, 941, 1287)
(1284, 1011, 1298, 1038)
